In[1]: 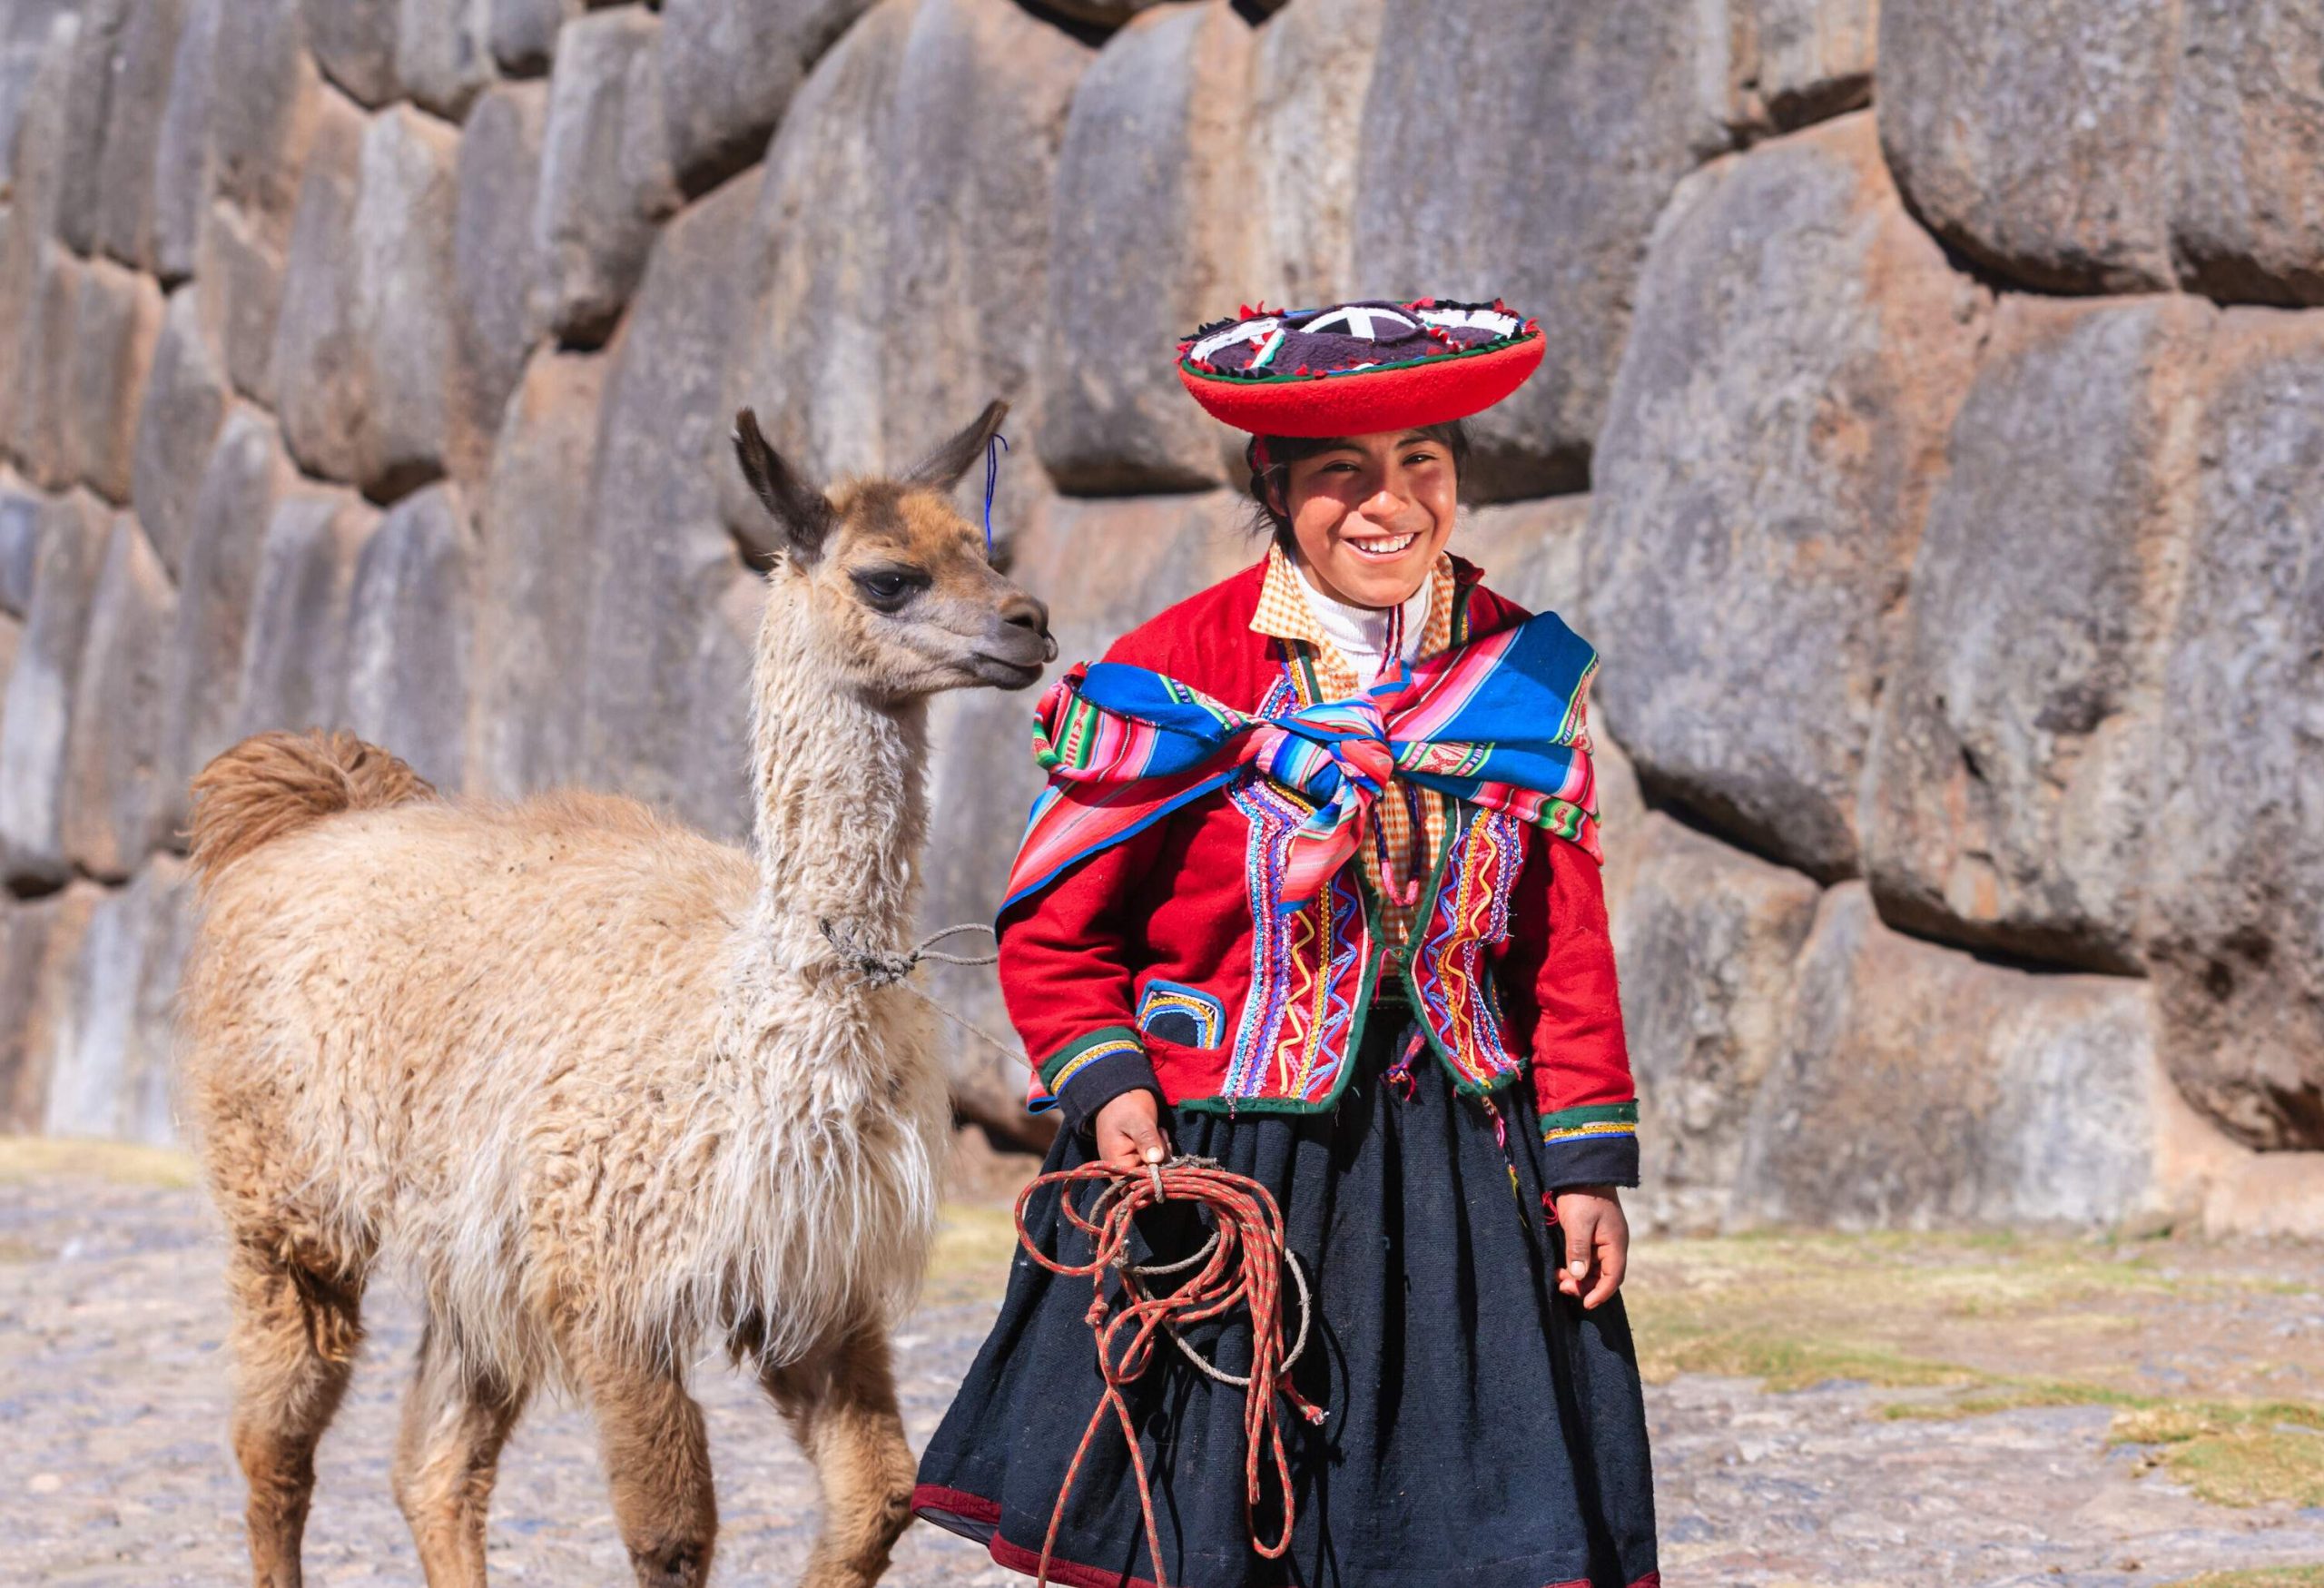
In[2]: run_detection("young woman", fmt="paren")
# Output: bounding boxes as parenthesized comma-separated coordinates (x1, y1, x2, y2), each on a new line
(915, 300, 1658, 1588)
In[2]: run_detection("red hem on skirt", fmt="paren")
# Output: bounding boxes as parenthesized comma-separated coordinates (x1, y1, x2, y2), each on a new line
(911, 1482, 1660, 1588)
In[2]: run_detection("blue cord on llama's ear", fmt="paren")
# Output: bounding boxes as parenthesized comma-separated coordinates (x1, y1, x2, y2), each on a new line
(983, 431, 1009, 557)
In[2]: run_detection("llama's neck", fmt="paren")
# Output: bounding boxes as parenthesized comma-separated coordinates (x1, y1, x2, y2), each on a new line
(734, 593, 931, 987)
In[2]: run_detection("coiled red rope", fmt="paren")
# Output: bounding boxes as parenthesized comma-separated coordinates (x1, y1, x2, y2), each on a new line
(1011, 1155, 1326, 1588)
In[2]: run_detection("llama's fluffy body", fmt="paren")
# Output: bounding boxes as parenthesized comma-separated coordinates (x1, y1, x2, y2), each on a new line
(181, 595, 950, 1389)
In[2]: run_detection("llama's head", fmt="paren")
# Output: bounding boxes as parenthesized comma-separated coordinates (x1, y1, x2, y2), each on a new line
(731, 400, 1055, 702)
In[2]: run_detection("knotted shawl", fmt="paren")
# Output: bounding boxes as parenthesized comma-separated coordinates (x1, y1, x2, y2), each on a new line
(1000, 611, 1601, 918)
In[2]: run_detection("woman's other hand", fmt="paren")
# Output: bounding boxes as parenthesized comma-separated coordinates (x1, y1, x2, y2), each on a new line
(1551, 1186, 1629, 1309)
(1092, 1090, 1172, 1175)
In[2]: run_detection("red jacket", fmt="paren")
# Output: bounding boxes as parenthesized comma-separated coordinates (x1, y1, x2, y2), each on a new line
(998, 556, 1639, 1189)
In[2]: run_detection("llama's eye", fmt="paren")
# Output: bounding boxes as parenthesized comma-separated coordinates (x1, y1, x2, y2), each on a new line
(851, 567, 926, 612)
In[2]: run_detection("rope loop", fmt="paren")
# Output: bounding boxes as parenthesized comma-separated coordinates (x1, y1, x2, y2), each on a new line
(817, 919, 999, 986)
(1012, 1155, 1325, 1588)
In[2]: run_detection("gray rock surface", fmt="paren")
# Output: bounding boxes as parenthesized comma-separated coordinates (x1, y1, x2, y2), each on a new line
(11, 242, 82, 492)
(1866, 295, 2212, 973)
(232, 488, 377, 742)
(150, 409, 294, 853)
(265, 86, 372, 483)
(0, 478, 41, 618)
(1728, 0, 1877, 133)
(719, 0, 910, 511)
(530, 5, 678, 345)
(63, 257, 164, 506)
(349, 104, 463, 497)
(41, 861, 189, 1143)
(59, 517, 174, 883)
(468, 348, 604, 800)
(1612, 814, 1820, 1235)
(0, 884, 94, 1129)
(450, 80, 547, 481)
(149, 0, 219, 281)
(2139, 309, 2324, 1151)
(1736, 884, 2163, 1228)
(1040, 2, 1255, 495)
(1878, 0, 2177, 292)
(129, 287, 230, 578)
(0, 490, 109, 890)
(580, 172, 759, 842)
(303, 0, 399, 105)
(2169, 0, 2324, 306)
(88, 0, 183, 271)
(1246, 0, 1382, 311)
(397, 0, 497, 120)
(655, 0, 872, 194)
(1456, 494, 1592, 621)
(489, 0, 577, 75)
(340, 483, 475, 791)
(1585, 113, 1990, 882)
(1354, 0, 1730, 498)
(53, 0, 129, 256)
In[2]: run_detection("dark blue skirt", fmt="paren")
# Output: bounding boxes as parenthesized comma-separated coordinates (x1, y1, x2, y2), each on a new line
(915, 1009, 1659, 1588)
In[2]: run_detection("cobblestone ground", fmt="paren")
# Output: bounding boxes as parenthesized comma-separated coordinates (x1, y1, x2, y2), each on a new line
(7, 1158, 2324, 1587)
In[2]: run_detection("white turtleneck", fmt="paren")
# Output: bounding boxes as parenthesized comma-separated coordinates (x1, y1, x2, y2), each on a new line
(1291, 559, 1433, 687)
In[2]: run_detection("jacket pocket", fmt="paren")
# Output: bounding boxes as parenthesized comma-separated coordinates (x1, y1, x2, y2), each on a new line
(1136, 979, 1226, 1051)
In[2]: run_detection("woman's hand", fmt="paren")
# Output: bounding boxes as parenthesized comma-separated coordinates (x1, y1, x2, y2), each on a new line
(1091, 1090, 1172, 1175)
(1551, 1186, 1629, 1309)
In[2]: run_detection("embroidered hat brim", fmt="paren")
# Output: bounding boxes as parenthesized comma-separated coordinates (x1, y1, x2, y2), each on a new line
(1175, 298, 1543, 439)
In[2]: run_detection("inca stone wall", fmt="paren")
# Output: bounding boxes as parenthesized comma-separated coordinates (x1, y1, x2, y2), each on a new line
(2, 0, 2319, 1235)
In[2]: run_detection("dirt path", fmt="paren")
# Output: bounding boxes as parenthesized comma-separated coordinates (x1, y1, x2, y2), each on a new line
(5, 1149, 2323, 1586)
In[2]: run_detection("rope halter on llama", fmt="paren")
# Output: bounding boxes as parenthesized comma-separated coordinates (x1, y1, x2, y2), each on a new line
(1012, 1155, 1324, 1588)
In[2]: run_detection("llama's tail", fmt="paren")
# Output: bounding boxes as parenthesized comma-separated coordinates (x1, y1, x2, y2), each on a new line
(186, 729, 437, 889)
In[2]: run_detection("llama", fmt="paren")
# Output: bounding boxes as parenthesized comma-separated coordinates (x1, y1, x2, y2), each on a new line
(176, 399, 1052, 1588)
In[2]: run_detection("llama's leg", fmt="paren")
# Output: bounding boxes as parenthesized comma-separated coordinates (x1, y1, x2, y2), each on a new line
(578, 1352, 718, 1587)
(391, 1320, 529, 1586)
(224, 1239, 366, 1588)
(762, 1324, 917, 1588)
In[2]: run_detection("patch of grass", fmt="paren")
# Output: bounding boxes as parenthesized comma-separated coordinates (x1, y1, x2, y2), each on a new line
(2113, 1402, 2324, 1509)
(2166, 1568, 2324, 1588)
(1635, 1324, 1976, 1393)
(0, 1135, 199, 1188)
(921, 1202, 1024, 1306)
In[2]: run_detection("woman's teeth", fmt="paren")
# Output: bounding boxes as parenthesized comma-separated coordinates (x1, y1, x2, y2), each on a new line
(1347, 533, 1417, 559)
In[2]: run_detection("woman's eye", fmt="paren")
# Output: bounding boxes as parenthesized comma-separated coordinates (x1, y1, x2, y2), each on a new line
(1404, 451, 1439, 468)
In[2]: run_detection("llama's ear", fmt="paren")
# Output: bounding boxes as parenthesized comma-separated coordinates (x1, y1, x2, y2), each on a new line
(903, 398, 1009, 493)
(732, 408, 835, 564)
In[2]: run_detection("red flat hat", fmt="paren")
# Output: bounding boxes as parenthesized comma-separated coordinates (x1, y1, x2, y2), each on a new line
(1176, 298, 1543, 438)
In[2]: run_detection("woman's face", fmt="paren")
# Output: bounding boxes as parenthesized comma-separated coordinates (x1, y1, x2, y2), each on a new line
(1275, 429, 1457, 609)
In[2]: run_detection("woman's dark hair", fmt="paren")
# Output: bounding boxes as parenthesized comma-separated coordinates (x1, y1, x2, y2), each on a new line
(1241, 420, 1471, 548)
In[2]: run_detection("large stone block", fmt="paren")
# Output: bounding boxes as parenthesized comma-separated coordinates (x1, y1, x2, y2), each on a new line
(1877, 0, 2177, 293)
(64, 258, 164, 506)
(468, 348, 603, 800)
(718, 0, 911, 512)
(0, 490, 109, 889)
(303, 0, 399, 106)
(656, 0, 874, 194)
(44, 862, 192, 1145)
(1039, 2, 1256, 495)
(2140, 310, 2324, 1151)
(1354, 0, 1730, 499)
(398, 0, 497, 120)
(490, 0, 577, 75)
(2168, 0, 2324, 306)
(449, 80, 546, 482)
(232, 488, 376, 741)
(582, 173, 758, 840)
(0, 884, 96, 1132)
(919, 488, 1248, 1144)
(0, 17, 77, 453)
(1609, 814, 1819, 1234)
(1455, 494, 1591, 623)
(0, 475, 39, 616)
(340, 483, 474, 791)
(1583, 114, 1990, 882)
(151, 408, 294, 850)
(60, 517, 174, 882)
(150, 0, 221, 281)
(1245, 0, 1382, 310)
(129, 287, 230, 578)
(1734, 883, 2162, 1228)
(264, 86, 369, 480)
(88, 0, 184, 271)
(276, 102, 463, 498)
(877, 0, 1090, 497)
(531, 5, 680, 344)
(1727, 0, 1876, 133)
(1865, 296, 2213, 973)
(54, 0, 129, 256)
(11, 241, 81, 491)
